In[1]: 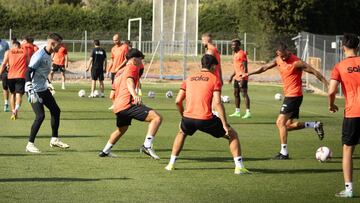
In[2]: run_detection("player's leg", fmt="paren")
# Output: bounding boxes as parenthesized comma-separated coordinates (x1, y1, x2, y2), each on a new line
(7, 79, 16, 119)
(61, 68, 65, 89)
(227, 128, 250, 174)
(240, 82, 251, 119)
(90, 80, 96, 97)
(229, 81, 241, 117)
(165, 130, 187, 170)
(26, 101, 45, 153)
(99, 126, 129, 157)
(275, 113, 291, 159)
(140, 109, 163, 159)
(49, 64, 56, 82)
(99, 70, 105, 97)
(2, 72, 9, 112)
(41, 90, 69, 149)
(12, 79, 25, 119)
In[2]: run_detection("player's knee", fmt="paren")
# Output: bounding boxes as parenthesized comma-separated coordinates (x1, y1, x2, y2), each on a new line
(276, 118, 286, 128)
(35, 113, 45, 122)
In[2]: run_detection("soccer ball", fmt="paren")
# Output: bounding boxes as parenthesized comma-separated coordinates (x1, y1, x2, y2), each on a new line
(221, 95, 230, 103)
(166, 90, 173, 98)
(148, 91, 155, 98)
(78, 89, 86, 97)
(93, 90, 100, 97)
(274, 93, 282, 101)
(315, 146, 332, 162)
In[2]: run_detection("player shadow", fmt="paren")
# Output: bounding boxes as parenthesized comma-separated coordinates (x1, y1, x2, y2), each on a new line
(229, 121, 275, 125)
(61, 117, 113, 121)
(249, 168, 360, 174)
(181, 157, 271, 163)
(86, 148, 226, 153)
(0, 153, 57, 157)
(0, 177, 131, 183)
(0, 135, 99, 139)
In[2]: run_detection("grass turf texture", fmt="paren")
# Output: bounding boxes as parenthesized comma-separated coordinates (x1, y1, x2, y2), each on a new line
(0, 82, 358, 202)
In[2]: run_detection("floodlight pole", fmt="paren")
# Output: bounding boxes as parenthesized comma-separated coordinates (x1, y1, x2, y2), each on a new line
(160, 0, 164, 79)
(195, 0, 199, 56)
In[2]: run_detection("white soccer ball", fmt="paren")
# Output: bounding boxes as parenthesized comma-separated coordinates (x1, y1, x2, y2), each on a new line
(274, 93, 282, 101)
(221, 95, 230, 103)
(315, 146, 332, 162)
(93, 90, 100, 97)
(148, 91, 155, 98)
(165, 90, 173, 98)
(78, 89, 86, 97)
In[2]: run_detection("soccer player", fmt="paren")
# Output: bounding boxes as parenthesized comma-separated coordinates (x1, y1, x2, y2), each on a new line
(86, 40, 107, 98)
(242, 42, 328, 159)
(228, 39, 251, 119)
(25, 33, 69, 153)
(99, 48, 162, 159)
(0, 38, 10, 112)
(0, 41, 28, 120)
(328, 33, 360, 198)
(165, 54, 250, 174)
(107, 34, 129, 84)
(49, 43, 68, 89)
(202, 33, 222, 84)
(21, 35, 38, 59)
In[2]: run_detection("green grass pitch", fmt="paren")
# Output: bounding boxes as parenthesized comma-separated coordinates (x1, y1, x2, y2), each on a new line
(0, 82, 358, 202)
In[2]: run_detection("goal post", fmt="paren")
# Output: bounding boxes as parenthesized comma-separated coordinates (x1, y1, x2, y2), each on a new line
(128, 17, 142, 50)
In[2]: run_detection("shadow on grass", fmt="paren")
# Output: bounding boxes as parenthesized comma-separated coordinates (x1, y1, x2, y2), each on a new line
(0, 177, 131, 183)
(86, 148, 226, 153)
(61, 117, 113, 121)
(249, 168, 360, 174)
(229, 121, 275, 125)
(0, 153, 57, 157)
(181, 157, 271, 163)
(0, 135, 100, 139)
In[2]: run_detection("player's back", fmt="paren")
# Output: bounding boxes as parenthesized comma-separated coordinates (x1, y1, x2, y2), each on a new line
(92, 47, 106, 69)
(53, 45, 67, 65)
(8, 47, 27, 79)
(182, 71, 221, 120)
(332, 56, 360, 117)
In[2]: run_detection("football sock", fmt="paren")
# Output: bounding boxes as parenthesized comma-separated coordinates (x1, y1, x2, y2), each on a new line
(50, 137, 58, 143)
(169, 155, 178, 164)
(345, 182, 353, 192)
(235, 108, 240, 113)
(304, 122, 316, 128)
(143, 135, 154, 148)
(246, 109, 250, 113)
(15, 104, 20, 111)
(280, 144, 288, 155)
(102, 142, 113, 154)
(4, 100, 8, 105)
(233, 156, 244, 168)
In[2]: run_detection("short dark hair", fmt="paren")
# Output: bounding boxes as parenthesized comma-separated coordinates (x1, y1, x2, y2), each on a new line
(94, 39, 100, 46)
(13, 41, 20, 47)
(126, 48, 144, 60)
(201, 54, 218, 69)
(202, 33, 212, 39)
(48, 32, 63, 42)
(11, 37, 17, 43)
(276, 42, 288, 52)
(342, 33, 359, 49)
(232, 39, 241, 46)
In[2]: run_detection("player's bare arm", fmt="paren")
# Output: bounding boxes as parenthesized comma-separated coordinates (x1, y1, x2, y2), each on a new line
(213, 91, 230, 134)
(296, 61, 329, 87)
(245, 59, 277, 77)
(175, 89, 186, 116)
(228, 72, 235, 83)
(328, 79, 339, 113)
(126, 77, 141, 105)
(86, 57, 93, 72)
(64, 54, 69, 69)
(0, 51, 9, 75)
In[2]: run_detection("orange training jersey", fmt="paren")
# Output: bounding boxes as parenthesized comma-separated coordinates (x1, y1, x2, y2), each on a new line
(8, 47, 27, 79)
(331, 56, 360, 118)
(276, 53, 302, 97)
(112, 64, 140, 113)
(52, 44, 68, 66)
(110, 44, 129, 73)
(233, 50, 248, 81)
(181, 70, 222, 120)
(207, 44, 222, 83)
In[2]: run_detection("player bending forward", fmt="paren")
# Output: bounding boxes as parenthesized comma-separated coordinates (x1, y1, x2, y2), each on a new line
(99, 48, 162, 159)
(165, 54, 250, 174)
(242, 42, 328, 159)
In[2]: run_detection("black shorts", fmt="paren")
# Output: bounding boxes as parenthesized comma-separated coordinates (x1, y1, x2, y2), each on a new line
(111, 73, 116, 84)
(116, 104, 152, 127)
(91, 68, 104, 81)
(280, 96, 303, 119)
(52, 64, 65, 72)
(342, 117, 360, 146)
(7, 78, 25, 94)
(180, 116, 226, 138)
(234, 79, 248, 89)
(1, 71, 8, 90)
